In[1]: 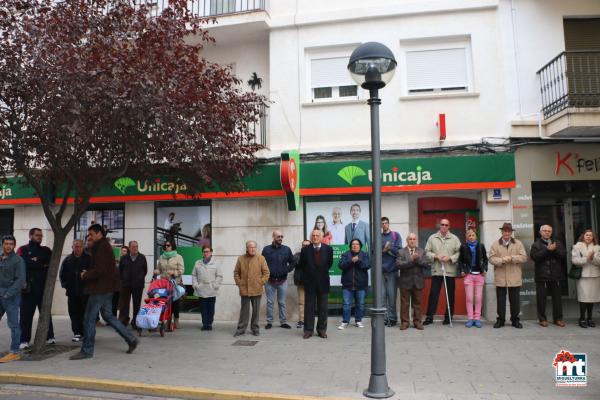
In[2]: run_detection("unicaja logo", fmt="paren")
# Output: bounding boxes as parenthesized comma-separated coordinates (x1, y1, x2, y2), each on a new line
(114, 177, 136, 194)
(337, 166, 367, 185)
(368, 165, 432, 185)
(554, 350, 587, 387)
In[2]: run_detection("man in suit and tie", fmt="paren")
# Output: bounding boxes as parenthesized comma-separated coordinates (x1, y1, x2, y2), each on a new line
(396, 233, 430, 330)
(344, 204, 370, 249)
(299, 229, 333, 339)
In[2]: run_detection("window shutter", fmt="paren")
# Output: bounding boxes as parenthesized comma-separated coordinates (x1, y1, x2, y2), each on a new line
(310, 57, 355, 89)
(564, 18, 600, 51)
(406, 48, 468, 91)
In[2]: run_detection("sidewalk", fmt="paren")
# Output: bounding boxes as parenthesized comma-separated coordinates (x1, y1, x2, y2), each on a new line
(0, 316, 598, 399)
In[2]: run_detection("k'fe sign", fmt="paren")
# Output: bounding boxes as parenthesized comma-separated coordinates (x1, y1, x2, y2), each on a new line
(555, 151, 600, 176)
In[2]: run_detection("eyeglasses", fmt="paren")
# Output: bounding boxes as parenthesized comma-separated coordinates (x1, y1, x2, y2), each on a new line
(202, 249, 211, 253)
(440, 224, 449, 227)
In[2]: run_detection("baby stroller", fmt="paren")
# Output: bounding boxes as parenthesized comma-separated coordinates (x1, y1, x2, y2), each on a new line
(136, 277, 174, 337)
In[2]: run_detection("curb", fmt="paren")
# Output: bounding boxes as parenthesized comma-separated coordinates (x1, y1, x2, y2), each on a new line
(0, 372, 350, 400)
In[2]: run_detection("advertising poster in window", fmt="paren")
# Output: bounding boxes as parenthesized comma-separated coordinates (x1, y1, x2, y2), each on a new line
(304, 198, 371, 308)
(155, 202, 211, 312)
(75, 207, 125, 246)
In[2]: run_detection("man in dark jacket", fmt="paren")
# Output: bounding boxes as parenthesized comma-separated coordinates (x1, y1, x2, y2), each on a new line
(59, 239, 91, 342)
(70, 224, 138, 360)
(17, 228, 55, 349)
(396, 233, 430, 330)
(381, 217, 402, 327)
(530, 224, 567, 327)
(118, 240, 147, 329)
(292, 240, 311, 328)
(262, 230, 295, 329)
(0, 235, 26, 363)
(299, 229, 333, 339)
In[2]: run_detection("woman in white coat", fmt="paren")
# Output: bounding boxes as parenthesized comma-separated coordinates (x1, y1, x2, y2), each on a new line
(571, 229, 600, 328)
(192, 246, 223, 331)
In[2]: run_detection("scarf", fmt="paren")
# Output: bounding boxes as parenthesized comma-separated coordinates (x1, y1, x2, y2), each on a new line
(467, 240, 478, 267)
(203, 256, 212, 264)
(161, 250, 177, 259)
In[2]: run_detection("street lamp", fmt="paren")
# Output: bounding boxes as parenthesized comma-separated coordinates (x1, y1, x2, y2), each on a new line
(348, 42, 396, 399)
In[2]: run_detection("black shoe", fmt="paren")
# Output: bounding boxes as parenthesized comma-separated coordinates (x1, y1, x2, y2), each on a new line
(206, 326, 212, 331)
(442, 318, 451, 325)
(579, 320, 588, 328)
(423, 317, 433, 326)
(387, 321, 397, 327)
(296, 321, 304, 328)
(587, 319, 596, 328)
(252, 330, 260, 336)
(233, 331, 245, 337)
(280, 323, 291, 329)
(126, 339, 138, 354)
(493, 320, 505, 329)
(265, 323, 272, 330)
(69, 352, 93, 360)
(511, 321, 523, 329)
(201, 326, 209, 331)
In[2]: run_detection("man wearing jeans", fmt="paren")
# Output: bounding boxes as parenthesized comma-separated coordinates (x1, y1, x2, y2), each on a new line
(0, 235, 26, 363)
(70, 224, 138, 360)
(262, 230, 295, 329)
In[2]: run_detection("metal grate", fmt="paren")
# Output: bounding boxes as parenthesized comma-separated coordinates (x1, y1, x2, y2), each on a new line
(232, 340, 258, 346)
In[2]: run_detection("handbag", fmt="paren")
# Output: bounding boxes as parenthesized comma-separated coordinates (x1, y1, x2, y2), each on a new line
(568, 265, 582, 280)
(171, 279, 186, 301)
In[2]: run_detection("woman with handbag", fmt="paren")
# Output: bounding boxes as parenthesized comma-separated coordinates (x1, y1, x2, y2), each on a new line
(571, 229, 600, 328)
(155, 240, 185, 329)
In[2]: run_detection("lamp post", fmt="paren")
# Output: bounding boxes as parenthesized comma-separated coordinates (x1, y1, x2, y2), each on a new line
(348, 42, 396, 399)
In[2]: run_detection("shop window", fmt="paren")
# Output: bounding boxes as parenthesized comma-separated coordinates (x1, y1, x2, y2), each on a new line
(0, 209, 14, 237)
(155, 201, 211, 313)
(401, 36, 473, 95)
(309, 55, 359, 101)
(75, 205, 125, 246)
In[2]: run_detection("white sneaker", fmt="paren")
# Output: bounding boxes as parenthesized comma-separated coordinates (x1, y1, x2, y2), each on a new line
(356, 321, 365, 328)
(71, 335, 81, 342)
(46, 338, 56, 345)
(19, 342, 30, 350)
(338, 322, 348, 330)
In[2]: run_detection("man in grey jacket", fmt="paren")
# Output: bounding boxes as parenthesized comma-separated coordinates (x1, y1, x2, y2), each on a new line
(424, 219, 461, 325)
(0, 235, 26, 363)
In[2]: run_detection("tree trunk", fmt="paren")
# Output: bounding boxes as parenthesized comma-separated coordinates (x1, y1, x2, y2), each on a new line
(31, 230, 67, 353)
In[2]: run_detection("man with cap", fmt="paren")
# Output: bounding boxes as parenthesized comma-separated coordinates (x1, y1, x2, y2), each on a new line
(488, 223, 528, 328)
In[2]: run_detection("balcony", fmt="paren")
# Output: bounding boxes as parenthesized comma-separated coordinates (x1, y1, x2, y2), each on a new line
(139, 0, 267, 18)
(537, 51, 600, 137)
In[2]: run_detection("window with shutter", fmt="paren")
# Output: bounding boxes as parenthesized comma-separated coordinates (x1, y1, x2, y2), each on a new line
(309, 57, 358, 101)
(401, 36, 473, 95)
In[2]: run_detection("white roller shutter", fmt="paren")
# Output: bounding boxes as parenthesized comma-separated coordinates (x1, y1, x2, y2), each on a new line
(406, 48, 468, 91)
(310, 57, 355, 89)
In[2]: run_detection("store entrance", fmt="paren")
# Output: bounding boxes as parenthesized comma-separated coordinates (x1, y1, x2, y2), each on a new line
(418, 197, 479, 318)
(532, 182, 599, 298)
(0, 209, 14, 236)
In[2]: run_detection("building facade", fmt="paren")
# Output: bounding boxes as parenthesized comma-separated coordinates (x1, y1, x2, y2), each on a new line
(1, 0, 599, 322)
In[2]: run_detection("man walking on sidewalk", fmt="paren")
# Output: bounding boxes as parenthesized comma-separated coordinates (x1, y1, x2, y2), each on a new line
(233, 240, 270, 337)
(262, 230, 295, 330)
(0, 235, 26, 363)
(70, 224, 138, 360)
(59, 239, 91, 342)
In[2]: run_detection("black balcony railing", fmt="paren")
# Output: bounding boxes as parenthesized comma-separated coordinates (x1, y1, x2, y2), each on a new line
(137, 0, 266, 18)
(537, 50, 600, 118)
(249, 102, 267, 146)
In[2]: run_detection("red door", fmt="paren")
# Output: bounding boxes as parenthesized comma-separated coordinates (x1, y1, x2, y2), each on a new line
(418, 197, 479, 318)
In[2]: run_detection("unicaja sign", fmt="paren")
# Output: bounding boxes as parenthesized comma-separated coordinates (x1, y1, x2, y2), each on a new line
(368, 165, 432, 185)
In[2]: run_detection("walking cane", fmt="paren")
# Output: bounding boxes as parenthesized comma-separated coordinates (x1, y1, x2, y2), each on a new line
(441, 262, 453, 327)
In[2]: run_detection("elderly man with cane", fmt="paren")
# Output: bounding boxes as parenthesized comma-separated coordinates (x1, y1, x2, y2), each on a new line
(424, 219, 461, 326)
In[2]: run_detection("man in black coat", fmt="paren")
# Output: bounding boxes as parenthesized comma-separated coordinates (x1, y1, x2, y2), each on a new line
(118, 240, 147, 329)
(17, 228, 55, 348)
(299, 229, 333, 339)
(59, 239, 91, 342)
(530, 224, 567, 327)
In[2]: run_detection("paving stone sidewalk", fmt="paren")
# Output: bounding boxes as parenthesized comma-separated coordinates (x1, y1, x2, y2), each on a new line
(0, 316, 598, 399)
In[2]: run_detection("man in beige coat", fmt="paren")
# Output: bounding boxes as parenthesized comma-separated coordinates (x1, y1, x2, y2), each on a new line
(233, 240, 269, 337)
(488, 223, 528, 329)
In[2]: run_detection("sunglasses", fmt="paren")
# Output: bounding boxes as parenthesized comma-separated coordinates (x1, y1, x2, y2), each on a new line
(164, 244, 172, 248)
(440, 224, 449, 227)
